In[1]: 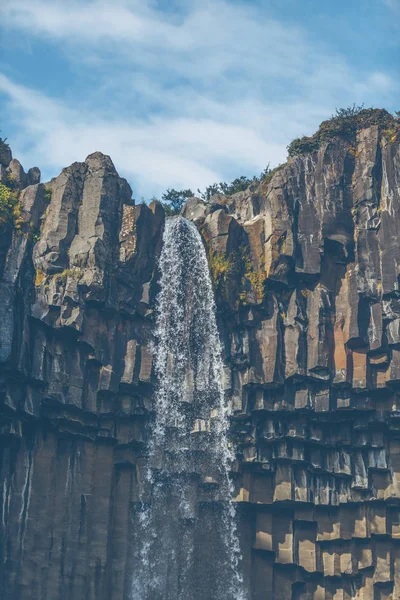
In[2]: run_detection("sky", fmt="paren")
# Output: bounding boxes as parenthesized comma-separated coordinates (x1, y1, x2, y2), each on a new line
(0, 0, 399, 200)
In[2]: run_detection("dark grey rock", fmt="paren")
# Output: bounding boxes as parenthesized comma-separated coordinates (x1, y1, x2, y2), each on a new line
(2, 126, 400, 599)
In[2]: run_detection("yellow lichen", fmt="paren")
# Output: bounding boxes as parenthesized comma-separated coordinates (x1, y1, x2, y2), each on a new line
(382, 127, 399, 145)
(246, 270, 267, 303)
(54, 267, 83, 285)
(35, 270, 46, 286)
(348, 147, 361, 158)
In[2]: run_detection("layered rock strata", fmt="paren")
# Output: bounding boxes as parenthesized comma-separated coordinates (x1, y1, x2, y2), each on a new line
(1, 118, 400, 599)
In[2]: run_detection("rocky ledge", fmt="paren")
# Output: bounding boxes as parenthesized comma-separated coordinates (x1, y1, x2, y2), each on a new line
(1, 109, 400, 599)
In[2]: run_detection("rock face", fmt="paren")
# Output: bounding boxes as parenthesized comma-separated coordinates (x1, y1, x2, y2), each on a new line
(0, 146, 164, 600)
(1, 119, 400, 599)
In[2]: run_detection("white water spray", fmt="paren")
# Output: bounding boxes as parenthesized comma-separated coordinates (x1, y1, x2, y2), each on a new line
(131, 216, 246, 600)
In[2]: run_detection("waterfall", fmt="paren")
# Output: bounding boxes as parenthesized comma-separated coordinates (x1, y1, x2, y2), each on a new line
(131, 216, 246, 600)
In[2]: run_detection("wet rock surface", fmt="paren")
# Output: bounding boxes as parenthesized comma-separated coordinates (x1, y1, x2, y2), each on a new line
(1, 123, 400, 599)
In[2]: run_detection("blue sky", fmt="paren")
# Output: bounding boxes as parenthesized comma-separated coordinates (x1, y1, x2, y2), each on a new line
(0, 0, 399, 199)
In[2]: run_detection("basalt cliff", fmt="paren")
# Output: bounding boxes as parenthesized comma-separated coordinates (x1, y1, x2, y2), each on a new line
(1, 109, 400, 600)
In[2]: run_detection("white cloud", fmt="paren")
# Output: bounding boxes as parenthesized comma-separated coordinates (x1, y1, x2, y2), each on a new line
(384, 0, 400, 12)
(0, 73, 285, 196)
(0, 0, 397, 197)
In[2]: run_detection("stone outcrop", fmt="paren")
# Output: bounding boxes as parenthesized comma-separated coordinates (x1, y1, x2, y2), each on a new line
(0, 145, 164, 600)
(1, 115, 400, 599)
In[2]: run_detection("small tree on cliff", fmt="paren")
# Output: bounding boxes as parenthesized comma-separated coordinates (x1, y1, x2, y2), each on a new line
(198, 170, 269, 202)
(161, 188, 193, 215)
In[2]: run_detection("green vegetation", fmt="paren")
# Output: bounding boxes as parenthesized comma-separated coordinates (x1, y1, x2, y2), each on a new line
(44, 186, 52, 203)
(198, 175, 257, 201)
(198, 166, 274, 202)
(54, 268, 83, 285)
(0, 181, 42, 240)
(207, 248, 244, 309)
(147, 106, 399, 213)
(381, 124, 398, 144)
(0, 134, 10, 157)
(207, 250, 234, 287)
(35, 269, 46, 286)
(260, 163, 286, 188)
(0, 183, 22, 230)
(240, 247, 267, 305)
(244, 266, 266, 305)
(154, 165, 274, 215)
(36, 268, 83, 288)
(31, 229, 41, 243)
(287, 106, 399, 157)
(205, 239, 268, 309)
(161, 188, 193, 216)
(201, 224, 240, 304)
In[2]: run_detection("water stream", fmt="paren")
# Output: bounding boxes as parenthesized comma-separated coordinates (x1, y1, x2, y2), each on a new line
(131, 216, 246, 600)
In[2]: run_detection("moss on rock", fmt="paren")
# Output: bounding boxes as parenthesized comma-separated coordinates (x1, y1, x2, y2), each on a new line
(0, 183, 22, 230)
(288, 108, 399, 157)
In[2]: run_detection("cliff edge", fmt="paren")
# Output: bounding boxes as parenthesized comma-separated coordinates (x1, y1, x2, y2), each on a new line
(1, 109, 400, 599)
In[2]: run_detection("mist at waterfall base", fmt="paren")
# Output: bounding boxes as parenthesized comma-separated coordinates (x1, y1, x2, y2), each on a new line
(130, 217, 246, 600)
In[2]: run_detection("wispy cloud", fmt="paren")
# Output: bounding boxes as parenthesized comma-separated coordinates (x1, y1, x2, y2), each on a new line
(384, 0, 400, 12)
(0, 0, 397, 197)
(0, 72, 284, 196)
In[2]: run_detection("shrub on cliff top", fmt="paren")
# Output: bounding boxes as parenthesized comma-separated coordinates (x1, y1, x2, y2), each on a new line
(199, 176, 255, 201)
(161, 188, 193, 215)
(198, 167, 273, 202)
(0, 134, 11, 167)
(146, 164, 274, 211)
(287, 106, 399, 157)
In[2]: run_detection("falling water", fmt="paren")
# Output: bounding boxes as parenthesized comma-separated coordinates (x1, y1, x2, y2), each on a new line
(131, 217, 246, 600)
